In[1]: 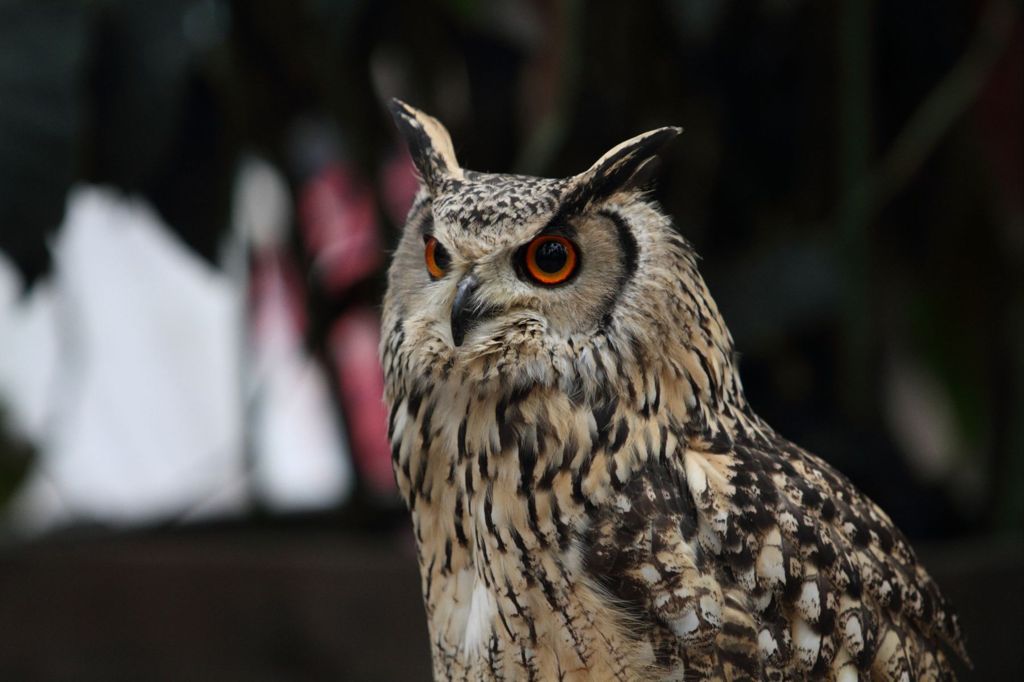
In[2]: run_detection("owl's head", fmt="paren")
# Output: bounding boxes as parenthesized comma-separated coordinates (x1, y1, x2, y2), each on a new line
(383, 100, 731, 399)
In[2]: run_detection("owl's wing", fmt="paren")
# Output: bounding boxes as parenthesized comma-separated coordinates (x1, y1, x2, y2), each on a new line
(583, 424, 967, 681)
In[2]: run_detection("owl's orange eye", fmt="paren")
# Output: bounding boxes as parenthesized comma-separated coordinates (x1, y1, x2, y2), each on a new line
(424, 236, 450, 279)
(523, 235, 578, 285)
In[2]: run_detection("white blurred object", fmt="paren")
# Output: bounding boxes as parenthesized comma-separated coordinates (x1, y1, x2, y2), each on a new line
(0, 170, 352, 532)
(883, 352, 986, 514)
(233, 154, 292, 251)
(3, 186, 246, 531)
(247, 268, 353, 511)
(236, 157, 353, 511)
(884, 352, 962, 482)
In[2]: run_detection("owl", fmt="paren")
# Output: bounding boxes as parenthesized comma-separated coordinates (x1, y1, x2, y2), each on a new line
(381, 100, 967, 681)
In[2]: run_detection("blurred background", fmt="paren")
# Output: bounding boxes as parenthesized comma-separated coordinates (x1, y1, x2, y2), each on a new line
(0, 0, 1021, 679)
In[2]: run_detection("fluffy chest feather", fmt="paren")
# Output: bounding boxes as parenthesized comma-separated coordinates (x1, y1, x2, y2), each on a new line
(390, 377, 659, 680)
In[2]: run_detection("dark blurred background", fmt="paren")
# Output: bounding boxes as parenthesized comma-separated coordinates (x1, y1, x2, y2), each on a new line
(0, 0, 1021, 679)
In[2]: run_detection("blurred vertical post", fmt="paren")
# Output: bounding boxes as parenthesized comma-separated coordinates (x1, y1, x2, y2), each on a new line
(837, 0, 873, 416)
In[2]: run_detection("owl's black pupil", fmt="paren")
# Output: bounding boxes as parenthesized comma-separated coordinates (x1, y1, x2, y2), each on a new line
(433, 242, 451, 269)
(535, 241, 567, 273)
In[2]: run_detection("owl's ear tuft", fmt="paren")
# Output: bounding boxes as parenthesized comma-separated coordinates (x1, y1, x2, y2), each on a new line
(574, 127, 682, 200)
(389, 99, 463, 192)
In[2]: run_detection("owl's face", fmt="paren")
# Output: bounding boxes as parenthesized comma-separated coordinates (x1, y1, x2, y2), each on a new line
(384, 100, 690, 394)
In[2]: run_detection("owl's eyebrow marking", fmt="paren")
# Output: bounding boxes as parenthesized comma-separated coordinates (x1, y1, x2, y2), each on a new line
(540, 191, 589, 234)
(596, 208, 639, 329)
(599, 209, 639, 280)
(418, 212, 435, 237)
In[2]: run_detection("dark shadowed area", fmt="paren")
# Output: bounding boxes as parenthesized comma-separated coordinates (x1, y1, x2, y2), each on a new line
(0, 0, 1021, 679)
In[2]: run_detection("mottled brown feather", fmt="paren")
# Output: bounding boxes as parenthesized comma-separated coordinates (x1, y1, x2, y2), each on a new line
(382, 101, 966, 681)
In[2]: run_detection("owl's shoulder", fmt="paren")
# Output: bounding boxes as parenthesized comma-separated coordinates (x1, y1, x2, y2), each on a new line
(582, 422, 966, 678)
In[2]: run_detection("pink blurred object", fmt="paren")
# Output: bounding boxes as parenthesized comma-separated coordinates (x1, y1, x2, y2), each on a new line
(247, 245, 354, 510)
(298, 163, 382, 293)
(291, 131, 400, 499)
(249, 250, 307, 344)
(330, 308, 396, 498)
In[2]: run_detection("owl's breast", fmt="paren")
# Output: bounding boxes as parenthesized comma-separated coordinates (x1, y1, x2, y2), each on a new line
(412, 490, 656, 680)
(391, 379, 665, 679)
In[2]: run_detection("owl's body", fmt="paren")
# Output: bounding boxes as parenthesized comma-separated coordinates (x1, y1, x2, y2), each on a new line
(382, 101, 966, 681)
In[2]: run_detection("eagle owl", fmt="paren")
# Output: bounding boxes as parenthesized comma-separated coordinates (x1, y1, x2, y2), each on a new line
(381, 100, 967, 681)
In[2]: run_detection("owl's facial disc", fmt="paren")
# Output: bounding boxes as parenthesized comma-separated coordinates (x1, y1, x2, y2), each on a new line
(388, 100, 683, 357)
(415, 208, 637, 351)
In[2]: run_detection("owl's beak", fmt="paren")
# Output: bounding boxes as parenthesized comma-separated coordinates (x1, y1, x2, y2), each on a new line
(450, 273, 484, 347)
